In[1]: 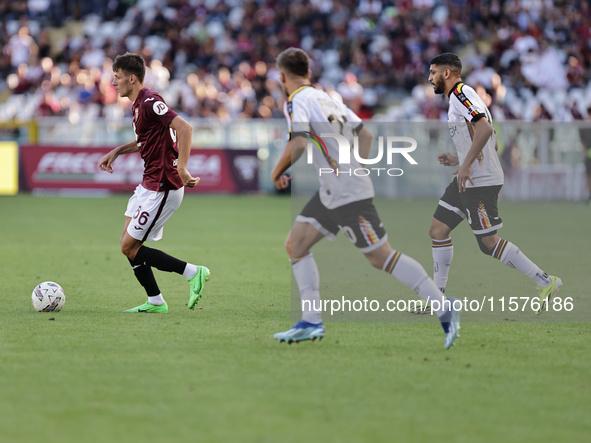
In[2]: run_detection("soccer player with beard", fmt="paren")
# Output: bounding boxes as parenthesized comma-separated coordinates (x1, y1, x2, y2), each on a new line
(427, 52, 562, 314)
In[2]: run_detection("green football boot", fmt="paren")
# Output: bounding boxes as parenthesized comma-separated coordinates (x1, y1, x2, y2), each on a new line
(188, 266, 211, 309)
(125, 301, 169, 313)
(536, 276, 563, 315)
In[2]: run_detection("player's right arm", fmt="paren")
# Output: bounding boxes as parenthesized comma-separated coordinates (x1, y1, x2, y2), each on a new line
(273, 89, 311, 190)
(454, 118, 493, 191)
(448, 84, 494, 191)
(98, 141, 139, 173)
(271, 136, 308, 190)
(356, 126, 372, 167)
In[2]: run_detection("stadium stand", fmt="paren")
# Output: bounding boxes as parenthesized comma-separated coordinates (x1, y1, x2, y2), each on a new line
(1, 0, 590, 123)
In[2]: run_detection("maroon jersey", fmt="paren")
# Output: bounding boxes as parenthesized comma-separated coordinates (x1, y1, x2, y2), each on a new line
(131, 88, 183, 191)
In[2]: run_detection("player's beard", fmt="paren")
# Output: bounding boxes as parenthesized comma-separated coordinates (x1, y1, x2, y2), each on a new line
(433, 76, 445, 95)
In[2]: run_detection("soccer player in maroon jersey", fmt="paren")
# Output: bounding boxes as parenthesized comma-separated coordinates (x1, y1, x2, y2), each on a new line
(98, 53, 210, 313)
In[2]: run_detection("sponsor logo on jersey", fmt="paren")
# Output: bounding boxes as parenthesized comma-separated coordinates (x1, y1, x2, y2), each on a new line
(287, 101, 293, 121)
(153, 101, 169, 115)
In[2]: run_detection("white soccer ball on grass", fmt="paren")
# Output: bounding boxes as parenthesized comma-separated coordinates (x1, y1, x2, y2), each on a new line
(32, 281, 66, 312)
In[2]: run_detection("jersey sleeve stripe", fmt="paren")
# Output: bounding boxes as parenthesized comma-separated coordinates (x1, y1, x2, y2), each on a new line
(292, 131, 330, 159)
(453, 83, 484, 120)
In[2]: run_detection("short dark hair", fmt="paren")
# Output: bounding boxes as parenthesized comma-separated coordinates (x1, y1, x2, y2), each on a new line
(430, 53, 462, 75)
(113, 53, 146, 83)
(276, 48, 310, 78)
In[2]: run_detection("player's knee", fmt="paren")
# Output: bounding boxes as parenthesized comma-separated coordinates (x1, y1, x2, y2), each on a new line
(121, 243, 132, 258)
(121, 243, 138, 260)
(364, 245, 392, 270)
(429, 222, 448, 240)
(428, 224, 438, 239)
(476, 236, 494, 256)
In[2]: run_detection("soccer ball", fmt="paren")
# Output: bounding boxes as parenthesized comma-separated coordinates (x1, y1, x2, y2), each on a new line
(31, 281, 66, 312)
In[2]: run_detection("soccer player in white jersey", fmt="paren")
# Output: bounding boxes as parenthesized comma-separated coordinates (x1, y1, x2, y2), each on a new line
(271, 47, 460, 349)
(427, 53, 562, 313)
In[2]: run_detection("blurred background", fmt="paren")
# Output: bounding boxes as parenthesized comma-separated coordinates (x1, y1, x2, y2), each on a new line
(0, 0, 590, 201)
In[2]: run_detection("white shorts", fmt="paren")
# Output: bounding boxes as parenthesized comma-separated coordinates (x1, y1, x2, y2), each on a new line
(124, 184, 184, 242)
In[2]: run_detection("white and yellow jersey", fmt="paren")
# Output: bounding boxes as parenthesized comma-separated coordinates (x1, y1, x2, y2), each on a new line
(447, 82, 504, 187)
(284, 85, 374, 209)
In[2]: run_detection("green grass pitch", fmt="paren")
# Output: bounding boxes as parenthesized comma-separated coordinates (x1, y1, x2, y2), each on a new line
(0, 194, 589, 442)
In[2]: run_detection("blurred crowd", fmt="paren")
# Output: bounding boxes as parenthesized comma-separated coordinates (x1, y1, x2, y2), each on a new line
(0, 0, 590, 123)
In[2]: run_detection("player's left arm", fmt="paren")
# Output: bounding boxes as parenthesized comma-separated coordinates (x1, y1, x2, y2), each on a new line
(454, 117, 494, 191)
(170, 115, 200, 188)
(438, 152, 459, 166)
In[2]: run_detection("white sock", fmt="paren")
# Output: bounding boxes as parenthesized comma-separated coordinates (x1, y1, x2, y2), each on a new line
(383, 251, 447, 318)
(432, 238, 453, 292)
(493, 239, 551, 287)
(148, 294, 165, 305)
(183, 263, 198, 279)
(292, 253, 322, 324)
